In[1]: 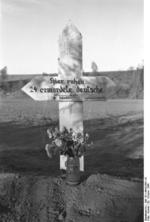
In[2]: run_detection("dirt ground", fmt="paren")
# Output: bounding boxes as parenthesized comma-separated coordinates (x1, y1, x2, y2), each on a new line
(0, 98, 143, 221)
(0, 173, 143, 222)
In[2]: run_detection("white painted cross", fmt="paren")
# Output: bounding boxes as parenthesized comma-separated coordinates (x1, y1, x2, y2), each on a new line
(22, 22, 116, 171)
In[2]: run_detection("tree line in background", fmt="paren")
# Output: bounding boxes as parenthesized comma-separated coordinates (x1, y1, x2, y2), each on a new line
(0, 66, 8, 81)
(0, 60, 144, 79)
(0, 64, 144, 99)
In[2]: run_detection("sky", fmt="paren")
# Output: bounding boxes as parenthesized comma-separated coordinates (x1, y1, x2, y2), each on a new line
(0, 0, 143, 74)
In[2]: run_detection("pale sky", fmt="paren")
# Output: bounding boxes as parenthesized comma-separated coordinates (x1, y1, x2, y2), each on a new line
(1, 0, 143, 74)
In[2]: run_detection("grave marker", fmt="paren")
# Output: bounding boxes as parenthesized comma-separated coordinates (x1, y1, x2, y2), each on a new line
(22, 22, 116, 171)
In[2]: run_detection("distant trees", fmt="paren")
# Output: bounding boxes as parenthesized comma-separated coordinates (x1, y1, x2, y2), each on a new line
(0, 66, 8, 94)
(128, 66, 135, 71)
(42, 72, 49, 76)
(0, 66, 8, 80)
(136, 60, 144, 70)
(91, 61, 98, 72)
(128, 60, 144, 71)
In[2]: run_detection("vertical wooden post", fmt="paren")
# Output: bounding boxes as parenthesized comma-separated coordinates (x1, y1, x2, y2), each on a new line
(59, 101, 83, 132)
(58, 22, 83, 133)
(58, 22, 84, 171)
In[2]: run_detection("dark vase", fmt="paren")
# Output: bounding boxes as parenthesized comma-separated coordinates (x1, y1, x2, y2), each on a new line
(66, 156, 80, 185)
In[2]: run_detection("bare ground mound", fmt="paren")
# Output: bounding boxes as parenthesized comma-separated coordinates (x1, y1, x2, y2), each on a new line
(0, 173, 143, 222)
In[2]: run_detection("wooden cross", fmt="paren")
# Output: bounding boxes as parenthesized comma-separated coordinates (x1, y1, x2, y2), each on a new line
(22, 22, 116, 171)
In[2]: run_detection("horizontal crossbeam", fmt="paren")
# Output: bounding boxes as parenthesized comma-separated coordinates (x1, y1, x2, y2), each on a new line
(22, 75, 116, 101)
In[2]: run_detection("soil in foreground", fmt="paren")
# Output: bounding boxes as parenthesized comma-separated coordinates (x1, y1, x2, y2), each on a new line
(0, 173, 143, 222)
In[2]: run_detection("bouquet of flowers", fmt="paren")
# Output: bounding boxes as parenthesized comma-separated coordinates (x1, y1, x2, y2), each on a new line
(45, 126, 92, 159)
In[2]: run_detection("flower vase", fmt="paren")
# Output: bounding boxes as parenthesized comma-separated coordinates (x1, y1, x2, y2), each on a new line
(65, 156, 80, 185)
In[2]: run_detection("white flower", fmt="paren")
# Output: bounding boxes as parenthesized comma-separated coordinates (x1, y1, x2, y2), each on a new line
(85, 133, 89, 138)
(47, 129, 52, 139)
(55, 138, 62, 147)
(78, 137, 84, 143)
(72, 132, 77, 141)
(45, 144, 52, 158)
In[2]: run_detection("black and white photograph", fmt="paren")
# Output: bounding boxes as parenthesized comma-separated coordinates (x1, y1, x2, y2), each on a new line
(0, 0, 144, 221)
